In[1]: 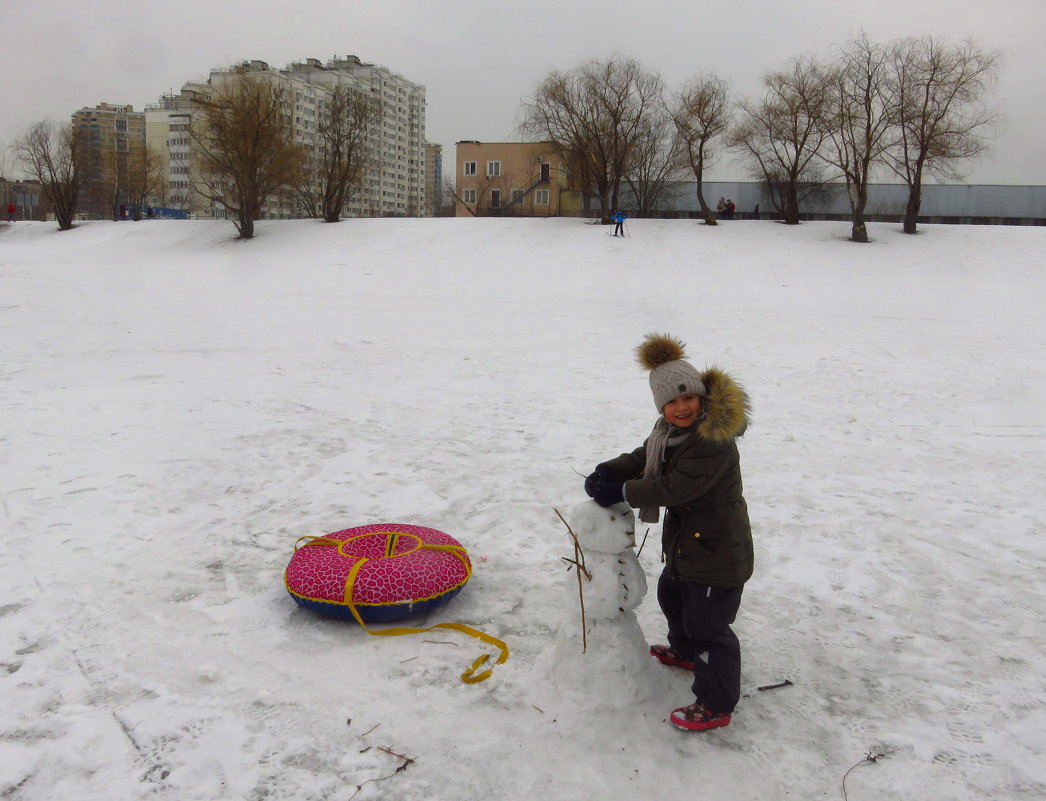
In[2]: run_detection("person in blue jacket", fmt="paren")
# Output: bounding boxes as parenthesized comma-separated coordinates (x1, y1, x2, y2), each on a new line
(611, 210, 627, 236)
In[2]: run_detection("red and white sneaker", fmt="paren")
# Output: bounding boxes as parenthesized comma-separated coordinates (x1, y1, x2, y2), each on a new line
(649, 644, 695, 671)
(670, 702, 731, 732)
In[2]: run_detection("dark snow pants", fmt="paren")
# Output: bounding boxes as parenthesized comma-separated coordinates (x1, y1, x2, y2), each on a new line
(657, 571, 744, 714)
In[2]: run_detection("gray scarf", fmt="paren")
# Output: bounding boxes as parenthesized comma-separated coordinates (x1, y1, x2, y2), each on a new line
(639, 418, 693, 524)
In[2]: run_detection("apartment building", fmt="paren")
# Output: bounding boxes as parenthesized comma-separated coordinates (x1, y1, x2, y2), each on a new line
(144, 55, 428, 220)
(72, 103, 147, 219)
(144, 82, 211, 217)
(424, 142, 443, 216)
(454, 141, 581, 217)
(285, 56, 428, 217)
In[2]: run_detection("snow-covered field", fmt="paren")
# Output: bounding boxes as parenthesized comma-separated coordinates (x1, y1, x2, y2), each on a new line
(1, 216, 1043, 800)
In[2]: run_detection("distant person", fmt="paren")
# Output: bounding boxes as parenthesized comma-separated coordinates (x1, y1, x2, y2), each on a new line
(726, 199, 736, 220)
(6, 203, 15, 222)
(716, 197, 726, 219)
(753, 204, 760, 220)
(612, 210, 627, 237)
(146, 206, 155, 219)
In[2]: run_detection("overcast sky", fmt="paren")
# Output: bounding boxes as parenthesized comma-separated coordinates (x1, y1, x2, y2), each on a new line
(4, 0, 1044, 185)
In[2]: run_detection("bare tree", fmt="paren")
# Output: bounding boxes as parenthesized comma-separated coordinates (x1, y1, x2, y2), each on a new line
(14, 120, 87, 231)
(673, 74, 730, 225)
(127, 146, 167, 220)
(522, 55, 665, 222)
(820, 33, 898, 243)
(189, 75, 306, 239)
(730, 57, 834, 224)
(293, 85, 383, 222)
(443, 177, 477, 217)
(887, 37, 1001, 234)
(449, 169, 513, 217)
(625, 109, 682, 217)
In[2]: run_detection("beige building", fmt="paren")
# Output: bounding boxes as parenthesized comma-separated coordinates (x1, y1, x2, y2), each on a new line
(72, 103, 147, 219)
(145, 82, 211, 216)
(454, 141, 581, 217)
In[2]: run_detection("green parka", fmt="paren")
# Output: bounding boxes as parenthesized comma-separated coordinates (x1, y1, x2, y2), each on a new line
(599, 367, 753, 587)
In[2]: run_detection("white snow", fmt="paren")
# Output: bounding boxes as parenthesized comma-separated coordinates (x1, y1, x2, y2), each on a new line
(1, 216, 1043, 800)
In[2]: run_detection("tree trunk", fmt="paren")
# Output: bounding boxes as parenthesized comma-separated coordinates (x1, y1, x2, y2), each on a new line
(51, 184, 78, 231)
(850, 191, 869, 243)
(782, 181, 800, 225)
(236, 210, 255, 239)
(695, 179, 717, 225)
(598, 189, 611, 223)
(903, 172, 922, 234)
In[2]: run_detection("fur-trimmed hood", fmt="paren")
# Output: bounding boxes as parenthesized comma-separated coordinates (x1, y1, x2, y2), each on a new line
(694, 367, 750, 443)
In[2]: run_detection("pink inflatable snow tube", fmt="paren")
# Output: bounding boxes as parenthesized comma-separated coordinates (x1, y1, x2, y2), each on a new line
(284, 523, 472, 623)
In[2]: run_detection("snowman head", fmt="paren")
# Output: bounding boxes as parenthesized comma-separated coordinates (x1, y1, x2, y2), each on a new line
(567, 500, 636, 554)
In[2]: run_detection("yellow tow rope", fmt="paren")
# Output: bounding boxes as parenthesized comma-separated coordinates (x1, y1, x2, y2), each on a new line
(295, 534, 509, 683)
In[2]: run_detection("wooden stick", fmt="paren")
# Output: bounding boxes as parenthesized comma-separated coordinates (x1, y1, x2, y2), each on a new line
(757, 679, 794, 691)
(553, 507, 589, 653)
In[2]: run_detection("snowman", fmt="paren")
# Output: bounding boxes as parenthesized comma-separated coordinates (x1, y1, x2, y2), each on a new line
(534, 500, 670, 708)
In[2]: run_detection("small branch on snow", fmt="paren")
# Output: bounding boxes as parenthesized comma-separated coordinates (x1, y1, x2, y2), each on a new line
(361, 723, 380, 737)
(348, 747, 416, 800)
(757, 679, 794, 691)
(841, 749, 898, 801)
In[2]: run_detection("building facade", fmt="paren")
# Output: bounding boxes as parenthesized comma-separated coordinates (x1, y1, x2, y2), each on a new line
(145, 82, 212, 217)
(424, 142, 443, 216)
(283, 56, 428, 217)
(72, 103, 147, 219)
(0, 178, 46, 221)
(454, 141, 580, 217)
(144, 55, 428, 220)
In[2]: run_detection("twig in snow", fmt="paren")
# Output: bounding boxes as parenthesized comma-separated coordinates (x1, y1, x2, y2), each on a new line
(399, 656, 418, 663)
(841, 749, 898, 801)
(422, 639, 459, 647)
(348, 747, 416, 800)
(361, 723, 380, 737)
(553, 507, 589, 653)
(757, 679, 794, 691)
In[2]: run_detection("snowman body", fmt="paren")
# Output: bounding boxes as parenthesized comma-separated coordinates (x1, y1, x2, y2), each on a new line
(534, 501, 669, 708)
(564, 501, 646, 618)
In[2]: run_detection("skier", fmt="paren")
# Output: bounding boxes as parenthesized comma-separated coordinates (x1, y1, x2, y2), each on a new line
(611, 210, 627, 237)
(584, 333, 753, 732)
(5, 202, 15, 222)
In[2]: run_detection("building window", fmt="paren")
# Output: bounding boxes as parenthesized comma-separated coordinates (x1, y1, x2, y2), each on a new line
(463, 161, 476, 176)
(511, 189, 524, 203)
(486, 161, 501, 177)
(462, 188, 476, 204)
(490, 189, 501, 209)
(535, 189, 550, 206)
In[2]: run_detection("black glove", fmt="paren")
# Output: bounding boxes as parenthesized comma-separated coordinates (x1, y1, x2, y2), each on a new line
(584, 465, 612, 498)
(592, 480, 624, 508)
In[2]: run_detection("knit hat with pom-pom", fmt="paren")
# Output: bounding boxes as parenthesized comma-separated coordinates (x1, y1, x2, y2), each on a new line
(637, 333, 706, 411)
